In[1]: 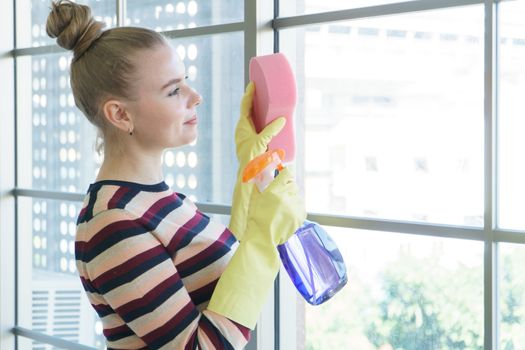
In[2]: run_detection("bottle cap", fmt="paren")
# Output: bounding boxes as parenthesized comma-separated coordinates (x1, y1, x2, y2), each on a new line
(242, 149, 285, 183)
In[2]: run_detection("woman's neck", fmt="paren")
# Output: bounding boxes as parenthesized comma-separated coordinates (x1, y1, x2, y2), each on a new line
(96, 149, 164, 185)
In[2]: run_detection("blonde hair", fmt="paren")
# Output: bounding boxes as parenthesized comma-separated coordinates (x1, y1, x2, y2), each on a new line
(45, 0, 168, 155)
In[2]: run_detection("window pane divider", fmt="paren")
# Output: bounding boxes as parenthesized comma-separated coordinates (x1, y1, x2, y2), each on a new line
(162, 22, 245, 39)
(12, 44, 66, 57)
(12, 326, 96, 350)
(310, 213, 485, 239)
(484, 0, 498, 348)
(14, 188, 85, 202)
(494, 229, 525, 244)
(14, 187, 525, 246)
(13, 187, 235, 215)
(116, 0, 126, 27)
(11, 22, 245, 57)
(273, 0, 483, 29)
(13, 186, 525, 240)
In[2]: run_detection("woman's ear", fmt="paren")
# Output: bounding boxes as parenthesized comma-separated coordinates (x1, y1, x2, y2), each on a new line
(102, 99, 133, 133)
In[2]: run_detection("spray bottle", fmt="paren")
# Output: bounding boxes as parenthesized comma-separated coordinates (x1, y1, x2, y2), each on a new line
(242, 149, 347, 305)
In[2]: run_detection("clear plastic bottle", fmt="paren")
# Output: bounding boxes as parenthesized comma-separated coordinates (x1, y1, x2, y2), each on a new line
(243, 149, 347, 305)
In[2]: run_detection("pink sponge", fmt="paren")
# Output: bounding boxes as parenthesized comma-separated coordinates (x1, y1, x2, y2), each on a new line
(249, 53, 297, 162)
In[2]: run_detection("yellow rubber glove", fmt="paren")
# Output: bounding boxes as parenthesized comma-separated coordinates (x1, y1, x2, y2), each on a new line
(208, 167, 306, 329)
(229, 82, 286, 241)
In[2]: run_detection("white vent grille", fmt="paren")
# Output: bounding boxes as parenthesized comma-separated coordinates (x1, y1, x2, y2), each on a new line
(26, 272, 97, 349)
(31, 289, 81, 349)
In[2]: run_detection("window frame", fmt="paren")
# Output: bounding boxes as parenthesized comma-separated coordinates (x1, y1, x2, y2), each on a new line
(0, 0, 16, 349)
(2, 0, 524, 349)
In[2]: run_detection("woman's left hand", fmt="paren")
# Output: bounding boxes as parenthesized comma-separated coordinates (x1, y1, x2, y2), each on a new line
(234, 82, 285, 167)
(229, 82, 285, 240)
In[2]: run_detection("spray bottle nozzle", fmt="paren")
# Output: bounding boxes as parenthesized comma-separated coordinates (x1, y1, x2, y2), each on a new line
(242, 149, 285, 192)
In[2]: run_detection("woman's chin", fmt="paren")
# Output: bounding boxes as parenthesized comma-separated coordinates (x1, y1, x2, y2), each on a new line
(170, 133, 198, 148)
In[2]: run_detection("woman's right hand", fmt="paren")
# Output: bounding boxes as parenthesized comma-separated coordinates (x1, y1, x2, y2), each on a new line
(245, 167, 306, 246)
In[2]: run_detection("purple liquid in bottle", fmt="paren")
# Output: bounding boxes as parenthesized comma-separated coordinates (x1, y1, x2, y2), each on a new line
(277, 220, 347, 305)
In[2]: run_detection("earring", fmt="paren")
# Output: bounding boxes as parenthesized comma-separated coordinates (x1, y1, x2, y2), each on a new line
(129, 126, 133, 136)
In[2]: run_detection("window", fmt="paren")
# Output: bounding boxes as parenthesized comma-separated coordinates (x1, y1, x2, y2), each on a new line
(282, 5, 484, 226)
(10, 1, 243, 349)
(304, 229, 484, 349)
(3, 0, 525, 349)
(500, 243, 525, 349)
(498, 0, 525, 231)
(275, 0, 525, 349)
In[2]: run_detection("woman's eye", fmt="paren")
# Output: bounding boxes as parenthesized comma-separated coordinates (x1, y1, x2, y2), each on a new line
(168, 88, 180, 97)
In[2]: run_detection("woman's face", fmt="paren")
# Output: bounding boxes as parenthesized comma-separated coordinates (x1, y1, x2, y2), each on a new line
(127, 44, 202, 151)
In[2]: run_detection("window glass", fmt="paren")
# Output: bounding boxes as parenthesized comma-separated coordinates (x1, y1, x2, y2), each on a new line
(17, 53, 96, 192)
(300, 228, 484, 349)
(17, 197, 105, 349)
(16, 32, 243, 205)
(126, 0, 243, 29)
(16, 53, 99, 194)
(280, 5, 484, 226)
(165, 33, 243, 205)
(281, 0, 428, 17)
(498, 0, 525, 231)
(16, 0, 116, 48)
(500, 243, 525, 349)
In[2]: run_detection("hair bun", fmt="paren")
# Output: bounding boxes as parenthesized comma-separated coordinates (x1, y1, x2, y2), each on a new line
(46, 0, 105, 61)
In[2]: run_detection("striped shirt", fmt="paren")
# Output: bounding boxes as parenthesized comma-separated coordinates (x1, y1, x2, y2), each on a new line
(75, 179, 250, 349)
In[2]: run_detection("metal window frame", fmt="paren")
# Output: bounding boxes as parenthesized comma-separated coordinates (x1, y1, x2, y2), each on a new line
(12, 327, 95, 350)
(484, 0, 499, 348)
(13, 187, 525, 244)
(7, 0, 525, 349)
(243, 2, 277, 349)
(0, 0, 15, 349)
(273, 0, 484, 29)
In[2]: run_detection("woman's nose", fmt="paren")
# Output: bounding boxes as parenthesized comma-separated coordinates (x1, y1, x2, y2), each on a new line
(189, 88, 202, 107)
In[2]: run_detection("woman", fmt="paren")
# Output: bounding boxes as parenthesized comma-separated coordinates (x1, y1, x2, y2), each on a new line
(45, 1, 305, 349)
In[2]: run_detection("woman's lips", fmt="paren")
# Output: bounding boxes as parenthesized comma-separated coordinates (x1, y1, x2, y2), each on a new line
(185, 116, 198, 125)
